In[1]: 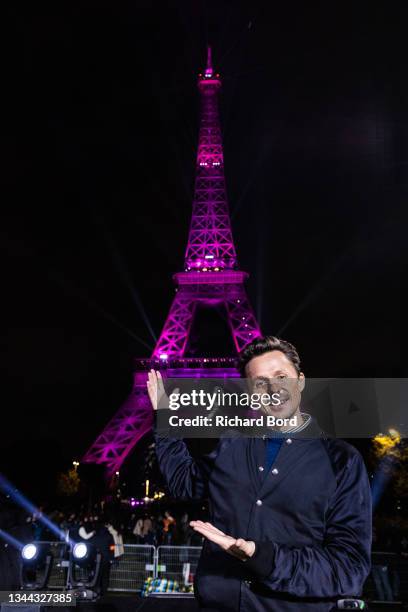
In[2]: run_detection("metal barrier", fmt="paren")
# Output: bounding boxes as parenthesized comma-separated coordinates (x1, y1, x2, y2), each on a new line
(364, 551, 408, 604)
(108, 545, 155, 592)
(156, 546, 202, 587)
(25, 543, 408, 601)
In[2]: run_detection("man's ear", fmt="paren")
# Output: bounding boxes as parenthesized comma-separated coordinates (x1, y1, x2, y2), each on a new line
(298, 372, 305, 392)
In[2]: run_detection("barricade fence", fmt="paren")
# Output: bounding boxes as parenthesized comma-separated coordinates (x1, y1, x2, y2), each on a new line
(45, 544, 201, 593)
(37, 544, 408, 600)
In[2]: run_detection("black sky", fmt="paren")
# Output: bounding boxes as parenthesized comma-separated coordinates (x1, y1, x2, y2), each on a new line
(2, 1, 408, 498)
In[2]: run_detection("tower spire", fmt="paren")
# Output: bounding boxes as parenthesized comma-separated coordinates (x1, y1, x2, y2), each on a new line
(184, 47, 236, 272)
(205, 45, 213, 77)
(151, 47, 260, 358)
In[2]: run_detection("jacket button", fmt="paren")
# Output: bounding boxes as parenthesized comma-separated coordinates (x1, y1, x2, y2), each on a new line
(258, 466, 264, 472)
(286, 438, 292, 444)
(256, 499, 262, 506)
(271, 468, 279, 475)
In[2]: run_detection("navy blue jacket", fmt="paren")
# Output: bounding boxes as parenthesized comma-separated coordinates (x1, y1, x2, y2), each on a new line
(155, 417, 372, 611)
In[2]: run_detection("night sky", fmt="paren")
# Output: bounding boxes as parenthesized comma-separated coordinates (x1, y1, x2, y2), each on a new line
(3, 1, 408, 500)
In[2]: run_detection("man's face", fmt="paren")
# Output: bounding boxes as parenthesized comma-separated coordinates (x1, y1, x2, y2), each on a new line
(245, 350, 305, 421)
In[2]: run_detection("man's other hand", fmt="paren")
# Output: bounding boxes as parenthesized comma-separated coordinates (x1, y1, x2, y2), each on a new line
(190, 520, 255, 561)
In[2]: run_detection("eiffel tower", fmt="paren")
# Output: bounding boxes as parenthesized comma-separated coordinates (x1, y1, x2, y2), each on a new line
(83, 48, 261, 477)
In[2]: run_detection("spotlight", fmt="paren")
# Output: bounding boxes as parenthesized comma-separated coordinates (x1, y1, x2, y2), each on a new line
(73, 542, 88, 560)
(21, 543, 53, 590)
(68, 542, 102, 591)
(22, 543, 38, 561)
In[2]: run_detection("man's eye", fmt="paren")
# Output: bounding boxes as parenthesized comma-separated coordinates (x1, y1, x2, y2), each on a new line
(255, 381, 267, 388)
(278, 374, 287, 379)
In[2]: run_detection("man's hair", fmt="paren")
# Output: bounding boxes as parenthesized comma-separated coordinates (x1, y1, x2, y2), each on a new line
(238, 335, 301, 377)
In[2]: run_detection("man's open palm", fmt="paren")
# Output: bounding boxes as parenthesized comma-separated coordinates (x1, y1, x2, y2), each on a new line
(146, 369, 179, 412)
(190, 520, 255, 561)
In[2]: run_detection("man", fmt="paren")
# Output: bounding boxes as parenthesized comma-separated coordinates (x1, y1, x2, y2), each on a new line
(147, 336, 372, 611)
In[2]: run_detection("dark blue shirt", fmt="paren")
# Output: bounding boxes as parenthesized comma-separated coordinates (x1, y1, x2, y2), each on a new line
(265, 438, 283, 473)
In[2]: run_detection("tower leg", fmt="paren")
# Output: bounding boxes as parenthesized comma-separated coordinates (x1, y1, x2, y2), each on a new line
(152, 290, 197, 358)
(225, 286, 261, 354)
(82, 372, 152, 478)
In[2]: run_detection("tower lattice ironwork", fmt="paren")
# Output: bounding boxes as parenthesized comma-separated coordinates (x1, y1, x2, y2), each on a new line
(83, 48, 261, 477)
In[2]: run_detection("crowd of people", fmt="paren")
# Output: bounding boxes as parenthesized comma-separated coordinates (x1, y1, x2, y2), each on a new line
(30, 503, 205, 549)
(1, 495, 408, 602)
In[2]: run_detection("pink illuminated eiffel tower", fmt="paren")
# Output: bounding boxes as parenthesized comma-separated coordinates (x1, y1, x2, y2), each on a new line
(83, 48, 261, 477)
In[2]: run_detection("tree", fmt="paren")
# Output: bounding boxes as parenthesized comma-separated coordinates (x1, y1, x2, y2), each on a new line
(57, 468, 80, 496)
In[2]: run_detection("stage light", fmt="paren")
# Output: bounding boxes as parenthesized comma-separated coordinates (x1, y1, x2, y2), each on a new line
(22, 543, 38, 561)
(73, 542, 88, 560)
(21, 543, 53, 590)
(68, 542, 102, 592)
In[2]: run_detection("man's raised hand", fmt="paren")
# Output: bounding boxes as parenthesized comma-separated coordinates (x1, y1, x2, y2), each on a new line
(146, 369, 166, 411)
(146, 369, 179, 412)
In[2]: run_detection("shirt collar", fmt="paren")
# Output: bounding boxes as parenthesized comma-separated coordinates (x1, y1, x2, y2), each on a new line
(262, 412, 324, 439)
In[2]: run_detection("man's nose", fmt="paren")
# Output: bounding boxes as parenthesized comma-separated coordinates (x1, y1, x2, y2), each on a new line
(269, 379, 281, 393)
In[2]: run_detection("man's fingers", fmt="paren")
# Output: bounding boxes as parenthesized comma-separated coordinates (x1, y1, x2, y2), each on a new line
(228, 544, 248, 560)
(146, 369, 169, 411)
(235, 539, 256, 558)
(190, 520, 226, 537)
(204, 522, 226, 536)
(189, 521, 236, 551)
(146, 369, 158, 410)
(189, 522, 223, 540)
(156, 370, 165, 394)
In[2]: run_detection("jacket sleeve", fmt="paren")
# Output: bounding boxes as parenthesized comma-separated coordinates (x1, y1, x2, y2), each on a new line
(245, 450, 372, 598)
(154, 419, 227, 500)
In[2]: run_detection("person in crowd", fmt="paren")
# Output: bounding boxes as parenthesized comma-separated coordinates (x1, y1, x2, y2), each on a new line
(133, 516, 144, 543)
(106, 519, 124, 559)
(142, 513, 153, 539)
(78, 515, 96, 541)
(32, 509, 44, 541)
(90, 516, 115, 595)
(163, 510, 175, 534)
